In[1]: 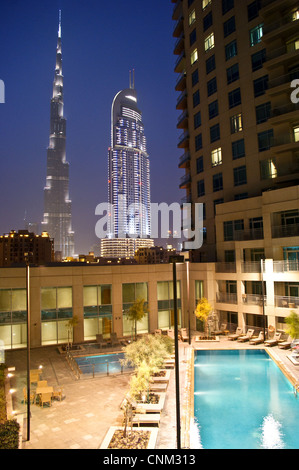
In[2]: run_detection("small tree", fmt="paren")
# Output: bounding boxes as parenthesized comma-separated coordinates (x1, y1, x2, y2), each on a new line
(195, 297, 212, 338)
(125, 298, 148, 341)
(66, 315, 79, 350)
(285, 311, 299, 339)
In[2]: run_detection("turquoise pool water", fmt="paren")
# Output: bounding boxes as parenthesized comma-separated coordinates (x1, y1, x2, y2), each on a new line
(194, 349, 299, 449)
(75, 352, 131, 375)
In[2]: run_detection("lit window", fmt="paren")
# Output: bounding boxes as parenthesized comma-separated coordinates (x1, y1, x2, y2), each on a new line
(292, 9, 299, 21)
(205, 32, 215, 52)
(294, 126, 299, 142)
(211, 147, 222, 166)
(189, 9, 196, 26)
(202, 0, 212, 10)
(250, 24, 263, 47)
(230, 113, 243, 133)
(260, 159, 277, 180)
(191, 48, 198, 65)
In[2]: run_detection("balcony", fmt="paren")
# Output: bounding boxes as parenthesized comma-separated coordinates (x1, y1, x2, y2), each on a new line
(178, 151, 191, 169)
(268, 71, 299, 94)
(174, 51, 186, 73)
(215, 262, 236, 273)
(263, 11, 299, 41)
(242, 294, 266, 306)
(172, 0, 182, 21)
(266, 42, 299, 69)
(272, 223, 299, 238)
(177, 110, 188, 129)
(275, 295, 299, 308)
(273, 260, 299, 272)
(173, 15, 184, 38)
(179, 172, 191, 189)
(216, 292, 237, 304)
(225, 228, 264, 242)
(174, 33, 185, 55)
(176, 90, 187, 110)
(241, 262, 262, 273)
(178, 130, 189, 149)
(175, 71, 186, 92)
(270, 102, 299, 124)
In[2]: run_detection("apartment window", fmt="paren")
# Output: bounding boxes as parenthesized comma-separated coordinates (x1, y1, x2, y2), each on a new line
(193, 89, 200, 107)
(232, 138, 245, 159)
(253, 75, 268, 97)
(188, 0, 195, 6)
(189, 9, 196, 26)
(211, 147, 222, 166)
(214, 198, 224, 214)
(190, 29, 197, 47)
(225, 40, 237, 60)
(294, 126, 299, 142)
(83, 285, 112, 340)
(225, 250, 235, 262)
(210, 123, 220, 143)
(195, 133, 203, 151)
(228, 87, 241, 108)
(203, 11, 213, 31)
(157, 281, 181, 331)
(206, 54, 216, 74)
(196, 155, 204, 173)
(258, 129, 273, 151)
(41, 287, 73, 345)
(235, 193, 248, 200)
(233, 165, 247, 186)
(227, 63, 239, 84)
(224, 219, 244, 241)
(209, 100, 218, 119)
(260, 158, 277, 179)
(123, 282, 148, 336)
(194, 111, 202, 129)
(222, 0, 234, 15)
(192, 69, 199, 87)
(205, 32, 215, 52)
(197, 179, 205, 197)
(256, 102, 271, 124)
(250, 24, 263, 47)
(202, 0, 212, 10)
(224, 16, 236, 38)
(230, 113, 243, 133)
(251, 49, 266, 72)
(213, 173, 223, 191)
(207, 77, 217, 96)
(248, 0, 261, 22)
(0, 288, 27, 349)
(191, 48, 198, 66)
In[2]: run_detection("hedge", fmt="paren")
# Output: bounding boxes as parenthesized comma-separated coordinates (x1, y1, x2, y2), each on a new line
(0, 419, 20, 449)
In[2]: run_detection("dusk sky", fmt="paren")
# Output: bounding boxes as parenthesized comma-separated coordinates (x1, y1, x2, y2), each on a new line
(0, 0, 182, 254)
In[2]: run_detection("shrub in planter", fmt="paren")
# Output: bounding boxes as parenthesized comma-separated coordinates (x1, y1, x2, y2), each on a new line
(0, 419, 20, 449)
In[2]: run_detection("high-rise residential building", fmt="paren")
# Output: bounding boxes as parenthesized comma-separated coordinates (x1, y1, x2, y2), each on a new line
(41, 11, 75, 260)
(172, 0, 299, 262)
(101, 76, 154, 258)
(0, 230, 54, 266)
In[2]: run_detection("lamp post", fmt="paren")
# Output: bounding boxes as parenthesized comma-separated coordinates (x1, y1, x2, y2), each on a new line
(25, 254, 31, 441)
(186, 259, 191, 345)
(261, 259, 266, 341)
(170, 255, 184, 450)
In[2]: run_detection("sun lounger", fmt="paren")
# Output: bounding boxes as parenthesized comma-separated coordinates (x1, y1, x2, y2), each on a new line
(264, 332, 282, 347)
(180, 328, 189, 342)
(228, 327, 243, 341)
(96, 334, 111, 348)
(237, 329, 255, 342)
(110, 332, 121, 346)
(212, 323, 227, 335)
(278, 336, 292, 349)
(249, 331, 264, 345)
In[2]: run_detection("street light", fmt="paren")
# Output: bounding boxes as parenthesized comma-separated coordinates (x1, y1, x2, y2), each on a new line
(170, 254, 185, 450)
(24, 253, 31, 442)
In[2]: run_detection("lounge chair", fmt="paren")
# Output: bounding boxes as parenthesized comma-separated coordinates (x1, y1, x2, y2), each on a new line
(180, 328, 189, 342)
(278, 336, 293, 349)
(212, 323, 227, 335)
(40, 391, 52, 408)
(237, 329, 255, 342)
(264, 332, 282, 347)
(249, 331, 264, 345)
(228, 327, 243, 341)
(37, 380, 48, 388)
(96, 334, 111, 348)
(110, 332, 120, 346)
(22, 387, 35, 404)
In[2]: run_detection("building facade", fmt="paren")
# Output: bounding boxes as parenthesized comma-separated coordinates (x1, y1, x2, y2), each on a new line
(173, 0, 299, 261)
(41, 12, 75, 260)
(0, 230, 54, 267)
(101, 80, 153, 257)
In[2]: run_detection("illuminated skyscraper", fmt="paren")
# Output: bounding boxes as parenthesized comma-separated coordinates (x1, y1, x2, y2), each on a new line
(41, 11, 74, 259)
(101, 75, 153, 257)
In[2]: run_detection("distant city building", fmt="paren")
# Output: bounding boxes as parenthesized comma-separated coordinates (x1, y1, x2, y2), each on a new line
(101, 74, 153, 258)
(0, 230, 54, 266)
(41, 11, 74, 260)
(135, 246, 177, 264)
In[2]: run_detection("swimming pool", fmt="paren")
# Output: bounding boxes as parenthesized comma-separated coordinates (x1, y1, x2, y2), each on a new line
(193, 349, 299, 449)
(74, 352, 132, 376)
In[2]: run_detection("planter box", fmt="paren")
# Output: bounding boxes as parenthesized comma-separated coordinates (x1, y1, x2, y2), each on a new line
(194, 336, 220, 343)
(57, 344, 85, 355)
(100, 426, 159, 449)
(151, 369, 171, 383)
(135, 392, 166, 414)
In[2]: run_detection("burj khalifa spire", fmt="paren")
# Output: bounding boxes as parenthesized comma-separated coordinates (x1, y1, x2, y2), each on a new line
(41, 11, 75, 259)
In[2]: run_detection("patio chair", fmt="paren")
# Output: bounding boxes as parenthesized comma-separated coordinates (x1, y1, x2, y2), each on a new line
(278, 336, 292, 349)
(264, 332, 282, 347)
(212, 323, 227, 335)
(37, 380, 48, 388)
(180, 328, 189, 342)
(53, 386, 64, 401)
(249, 331, 264, 345)
(237, 329, 255, 342)
(96, 334, 111, 348)
(22, 387, 35, 404)
(110, 332, 120, 346)
(40, 391, 52, 408)
(228, 327, 243, 341)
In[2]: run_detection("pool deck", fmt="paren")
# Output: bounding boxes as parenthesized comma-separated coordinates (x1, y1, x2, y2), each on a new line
(4, 334, 299, 450)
